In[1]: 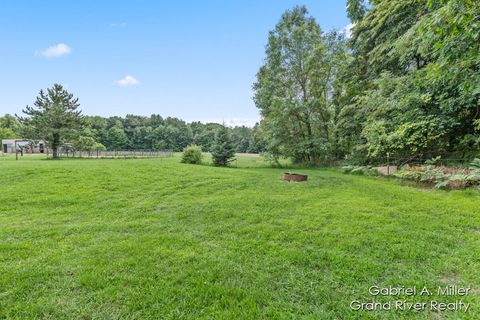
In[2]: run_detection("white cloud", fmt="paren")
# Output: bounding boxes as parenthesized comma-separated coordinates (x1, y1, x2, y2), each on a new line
(342, 23, 355, 39)
(115, 75, 140, 87)
(37, 43, 71, 58)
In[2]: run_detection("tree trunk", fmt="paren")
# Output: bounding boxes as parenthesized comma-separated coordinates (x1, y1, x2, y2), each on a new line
(52, 133, 60, 158)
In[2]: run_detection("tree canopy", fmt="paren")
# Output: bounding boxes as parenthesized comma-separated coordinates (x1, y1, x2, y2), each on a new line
(255, 1, 480, 164)
(18, 84, 84, 158)
(254, 6, 348, 164)
(338, 0, 480, 162)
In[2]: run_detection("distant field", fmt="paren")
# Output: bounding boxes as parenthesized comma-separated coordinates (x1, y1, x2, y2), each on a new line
(0, 152, 292, 169)
(0, 155, 479, 319)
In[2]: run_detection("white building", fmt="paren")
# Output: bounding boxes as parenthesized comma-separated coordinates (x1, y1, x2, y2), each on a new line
(2, 139, 47, 154)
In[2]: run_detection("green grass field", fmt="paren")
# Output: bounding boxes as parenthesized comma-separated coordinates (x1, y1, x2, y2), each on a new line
(1, 154, 479, 319)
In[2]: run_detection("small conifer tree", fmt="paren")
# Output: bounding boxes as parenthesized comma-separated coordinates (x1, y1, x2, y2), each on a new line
(211, 125, 235, 166)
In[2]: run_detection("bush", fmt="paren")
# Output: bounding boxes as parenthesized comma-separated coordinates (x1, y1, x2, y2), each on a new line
(181, 145, 203, 164)
(395, 167, 423, 181)
(469, 158, 480, 170)
(424, 156, 442, 166)
(447, 174, 469, 189)
(347, 160, 480, 190)
(467, 172, 480, 184)
(341, 165, 354, 173)
(343, 165, 377, 176)
(420, 166, 446, 185)
(350, 166, 368, 175)
(395, 163, 480, 189)
(264, 152, 281, 167)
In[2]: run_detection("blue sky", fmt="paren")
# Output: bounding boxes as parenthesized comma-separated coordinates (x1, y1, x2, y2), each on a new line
(0, 1, 350, 126)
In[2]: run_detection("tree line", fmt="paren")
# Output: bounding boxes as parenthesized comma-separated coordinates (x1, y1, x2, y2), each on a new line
(0, 90, 266, 155)
(81, 114, 266, 153)
(254, 1, 479, 165)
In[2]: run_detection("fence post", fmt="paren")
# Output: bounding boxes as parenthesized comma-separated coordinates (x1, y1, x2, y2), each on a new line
(387, 152, 390, 175)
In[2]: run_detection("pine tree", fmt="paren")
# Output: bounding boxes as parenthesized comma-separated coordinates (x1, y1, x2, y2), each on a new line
(17, 84, 84, 158)
(211, 125, 235, 166)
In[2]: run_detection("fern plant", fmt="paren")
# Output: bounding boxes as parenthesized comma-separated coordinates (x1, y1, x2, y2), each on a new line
(469, 158, 480, 170)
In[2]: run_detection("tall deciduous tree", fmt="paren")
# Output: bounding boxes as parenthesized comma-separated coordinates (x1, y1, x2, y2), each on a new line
(346, 0, 368, 23)
(254, 6, 343, 164)
(337, 0, 480, 162)
(0, 114, 22, 141)
(106, 121, 129, 150)
(18, 84, 84, 158)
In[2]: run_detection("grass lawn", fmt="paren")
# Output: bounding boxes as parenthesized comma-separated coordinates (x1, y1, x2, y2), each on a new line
(0, 154, 479, 319)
